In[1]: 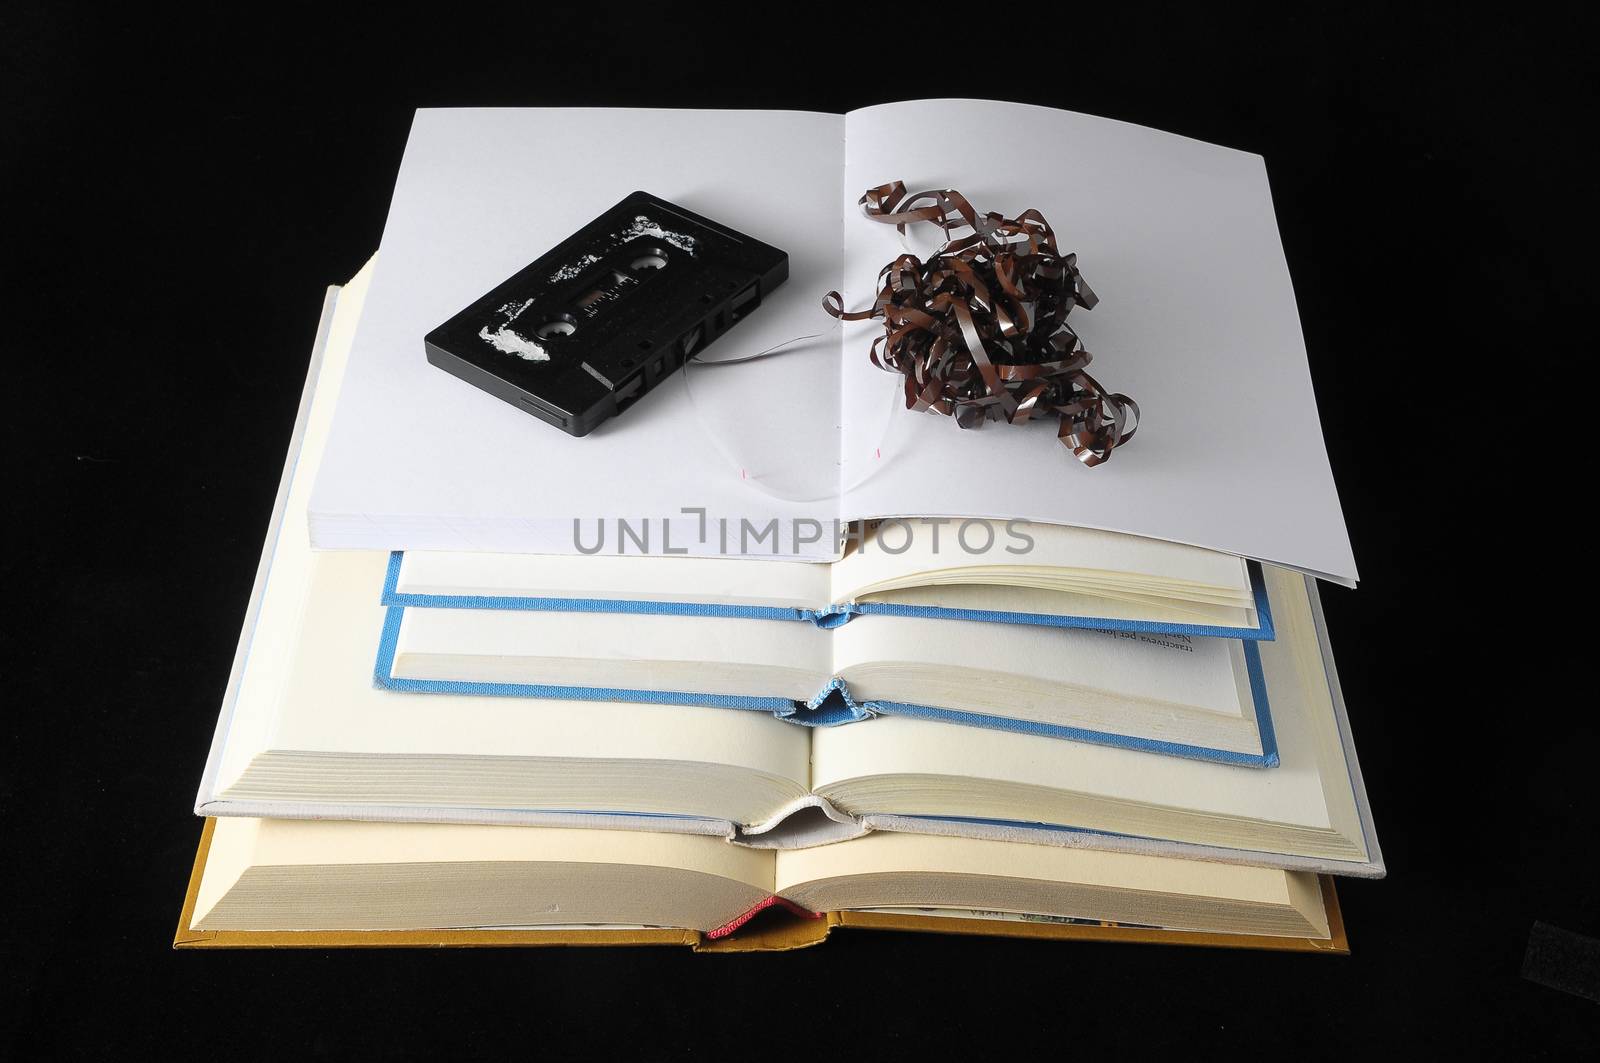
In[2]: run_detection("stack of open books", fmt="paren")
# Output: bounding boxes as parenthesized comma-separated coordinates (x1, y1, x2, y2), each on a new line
(180, 101, 1378, 953)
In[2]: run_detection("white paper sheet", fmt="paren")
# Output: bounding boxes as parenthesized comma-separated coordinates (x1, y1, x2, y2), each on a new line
(840, 101, 1355, 584)
(309, 103, 1355, 584)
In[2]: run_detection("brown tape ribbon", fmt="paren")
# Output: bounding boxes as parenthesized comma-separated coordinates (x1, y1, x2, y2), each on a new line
(825, 181, 1138, 466)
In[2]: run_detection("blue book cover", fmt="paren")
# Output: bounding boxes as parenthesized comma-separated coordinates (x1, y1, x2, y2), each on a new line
(372, 597, 1281, 769)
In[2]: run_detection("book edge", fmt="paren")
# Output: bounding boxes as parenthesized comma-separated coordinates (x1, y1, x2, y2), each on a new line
(193, 285, 341, 814)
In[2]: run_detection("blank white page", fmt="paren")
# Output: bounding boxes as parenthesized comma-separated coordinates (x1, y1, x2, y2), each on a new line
(309, 108, 847, 556)
(310, 103, 1355, 584)
(838, 100, 1356, 585)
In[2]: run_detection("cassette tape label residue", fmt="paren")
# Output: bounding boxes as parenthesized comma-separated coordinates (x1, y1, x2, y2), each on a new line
(425, 192, 788, 437)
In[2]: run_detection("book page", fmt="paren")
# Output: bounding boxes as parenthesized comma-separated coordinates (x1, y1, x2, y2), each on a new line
(830, 614, 1247, 718)
(852, 583, 1258, 629)
(396, 550, 832, 610)
(828, 520, 1252, 601)
(195, 817, 777, 931)
(773, 830, 1301, 907)
(772, 831, 1327, 938)
(812, 703, 1329, 829)
(391, 591, 833, 698)
(837, 100, 1356, 585)
(310, 108, 848, 556)
(224, 817, 775, 887)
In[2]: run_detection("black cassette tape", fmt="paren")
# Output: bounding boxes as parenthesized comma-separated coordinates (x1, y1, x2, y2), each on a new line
(424, 191, 789, 437)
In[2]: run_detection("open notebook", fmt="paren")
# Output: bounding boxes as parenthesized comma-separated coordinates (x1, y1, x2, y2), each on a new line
(178, 817, 1345, 952)
(307, 101, 1357, 591)
(195, 267, 1383, 877)
(377, 587, 1276, 761)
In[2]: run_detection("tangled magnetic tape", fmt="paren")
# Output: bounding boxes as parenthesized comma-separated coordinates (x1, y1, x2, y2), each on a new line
(825, 182, 1138, 466)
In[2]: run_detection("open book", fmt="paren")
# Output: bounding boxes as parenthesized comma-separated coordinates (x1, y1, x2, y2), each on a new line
(183, 816, 1340, 948)
(379, 591, 1276, 761)
(386, 524, 1275, 639)
(196, 268, 1382, 876)
(307, 100, 1357, 590)
(389, 503, 1279, 640)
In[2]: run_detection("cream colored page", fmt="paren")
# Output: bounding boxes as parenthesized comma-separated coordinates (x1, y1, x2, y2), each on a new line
(870, 584, 1255, 627)
(195, 817, 777, 922)
(773, 830, 1298, 906)
(249, 549, 811, 786)
(392, 599, 833, 677)
(1277, 569, 1368, 852)
(813, 573, 1336, 828)
(250, 818, 773, 886)
(831, 614, 1246, 718)
(397, 551, 832, 610)
(830, 521, 1252, 600)
(194, 817, 266, 921)
(214, 263, 373, 792)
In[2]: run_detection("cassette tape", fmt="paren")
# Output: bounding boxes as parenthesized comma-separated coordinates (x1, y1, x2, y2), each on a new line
(424, 191, 789, 437)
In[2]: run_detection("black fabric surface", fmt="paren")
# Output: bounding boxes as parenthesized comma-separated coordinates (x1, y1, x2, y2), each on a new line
(4, 6, 1596, 1055)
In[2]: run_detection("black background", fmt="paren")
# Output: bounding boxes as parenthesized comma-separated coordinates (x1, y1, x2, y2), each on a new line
(4, 6, 1596, 1056)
